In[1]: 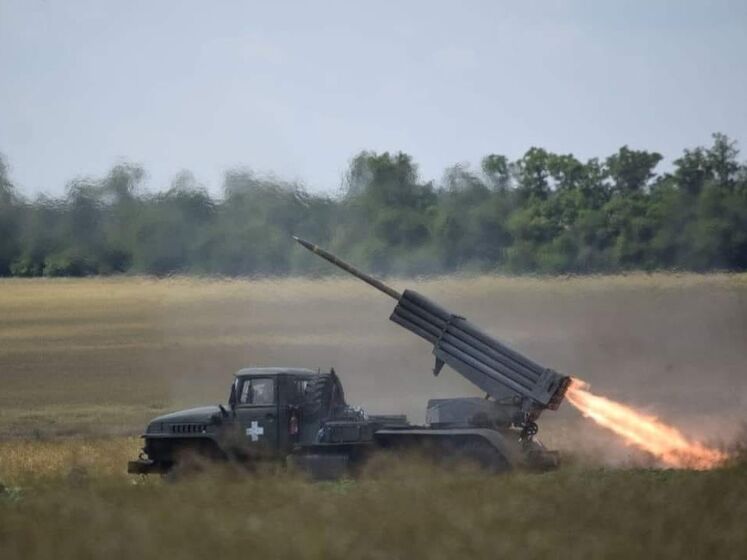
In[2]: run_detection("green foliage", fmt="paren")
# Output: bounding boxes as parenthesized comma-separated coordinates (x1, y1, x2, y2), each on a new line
(0, 134, 745, 277)
(0, 156, 20, 275)
(605, 146, 663, 194)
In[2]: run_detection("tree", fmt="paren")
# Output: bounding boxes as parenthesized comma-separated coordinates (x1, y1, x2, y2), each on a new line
(547, 153, 586, 192)
(0, 135, 745, 277)
(434, 164, 510, 270)
(707, 133, 739, 189)
(0, 155, 20, 275)
(515, 148, 552, 201)
(605, 146, 663, 194)
(340, 152, 436, 272)
(674, 147, 711, 196)
(481, 154, 512, 191)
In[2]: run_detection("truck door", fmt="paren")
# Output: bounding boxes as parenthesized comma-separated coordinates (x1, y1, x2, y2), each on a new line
(276, 375, 309, 453)
(234, 376, 279, 453)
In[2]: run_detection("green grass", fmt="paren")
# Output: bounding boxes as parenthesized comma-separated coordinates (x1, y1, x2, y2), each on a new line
(1, 456, 746, 560)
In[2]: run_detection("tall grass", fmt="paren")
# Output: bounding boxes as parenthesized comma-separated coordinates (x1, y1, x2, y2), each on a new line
(1, 449, 746, 560)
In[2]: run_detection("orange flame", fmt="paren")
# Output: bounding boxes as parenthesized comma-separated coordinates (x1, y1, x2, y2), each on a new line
(566, 378, 727, 470)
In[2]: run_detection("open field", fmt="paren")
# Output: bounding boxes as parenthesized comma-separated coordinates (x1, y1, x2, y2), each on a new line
(0, 441, 745, 560)
(1, 274, 746, 453)
(1, 274, 747, 558)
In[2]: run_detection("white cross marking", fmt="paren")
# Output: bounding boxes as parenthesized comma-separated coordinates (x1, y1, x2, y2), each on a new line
(245, 421, 264, 442)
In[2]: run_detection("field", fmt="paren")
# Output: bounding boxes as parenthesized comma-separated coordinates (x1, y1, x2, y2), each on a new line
(1, 274, 747, 558)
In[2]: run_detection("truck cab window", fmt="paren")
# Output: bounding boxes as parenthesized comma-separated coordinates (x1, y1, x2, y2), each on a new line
(239, 378, 275, 405)
(294, 379, 309, 402)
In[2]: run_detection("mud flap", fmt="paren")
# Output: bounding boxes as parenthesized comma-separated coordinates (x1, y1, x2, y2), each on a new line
(525, 448, 560, 471)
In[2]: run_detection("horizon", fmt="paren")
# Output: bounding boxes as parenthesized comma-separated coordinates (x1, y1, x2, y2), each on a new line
(0, 132, 741, 200)
(1, 131, 741, 200)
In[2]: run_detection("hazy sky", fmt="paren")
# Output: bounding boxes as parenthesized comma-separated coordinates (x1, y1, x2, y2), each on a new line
(1, 0, 746, 196)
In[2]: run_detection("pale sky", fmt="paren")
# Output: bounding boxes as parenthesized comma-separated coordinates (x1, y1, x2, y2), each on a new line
(1, 0, 746, 197)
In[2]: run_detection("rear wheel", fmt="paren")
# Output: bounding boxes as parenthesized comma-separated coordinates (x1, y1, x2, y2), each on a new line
(377, 434, 511, 473)
(454, 438, 510, 473)
(304, 374, 333, 419)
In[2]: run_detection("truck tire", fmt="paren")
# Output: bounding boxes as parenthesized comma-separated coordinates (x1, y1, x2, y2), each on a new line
(452, 437, 510, 473)
(304, 374, 332, 419)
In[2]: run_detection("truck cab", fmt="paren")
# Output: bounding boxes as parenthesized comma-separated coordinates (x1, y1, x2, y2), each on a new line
(128, 367, 360, 475)
(229, 368, 315, 455)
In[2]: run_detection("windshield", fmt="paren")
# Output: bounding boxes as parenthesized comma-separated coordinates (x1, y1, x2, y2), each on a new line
(238, 377, 275, 406)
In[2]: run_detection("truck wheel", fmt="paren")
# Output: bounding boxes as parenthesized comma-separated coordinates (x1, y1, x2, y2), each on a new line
(455, 438, 511, 473)
(160, 457, 204, 482)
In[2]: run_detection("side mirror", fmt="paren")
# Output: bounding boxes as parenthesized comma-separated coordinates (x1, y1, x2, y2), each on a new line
(228, 382, 237, 410)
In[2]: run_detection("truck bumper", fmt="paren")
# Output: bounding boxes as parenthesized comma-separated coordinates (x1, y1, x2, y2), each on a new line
(127, 459, 168, 475)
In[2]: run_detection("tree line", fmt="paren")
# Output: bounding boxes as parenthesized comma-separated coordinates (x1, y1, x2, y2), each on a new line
(0, 133, 745, 277)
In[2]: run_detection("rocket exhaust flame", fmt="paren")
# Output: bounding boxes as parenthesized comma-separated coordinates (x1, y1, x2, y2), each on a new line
(566, 379, 727, 470)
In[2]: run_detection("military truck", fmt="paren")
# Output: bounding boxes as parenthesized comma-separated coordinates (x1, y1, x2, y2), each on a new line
(128, 238, 571, 477)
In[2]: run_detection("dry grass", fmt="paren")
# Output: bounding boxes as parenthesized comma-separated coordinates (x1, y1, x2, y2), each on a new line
(1, 450, 746, 560)
(0, 438, 140, 485)
(1, 274, 746, 558)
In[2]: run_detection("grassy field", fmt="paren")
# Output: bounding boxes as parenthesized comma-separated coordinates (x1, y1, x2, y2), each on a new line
(1, 442, 745, 560)
(1, 274, 746, 558)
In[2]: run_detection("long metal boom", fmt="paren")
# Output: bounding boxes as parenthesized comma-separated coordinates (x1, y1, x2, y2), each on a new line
(293, 236, 571, 419)
(293, 236, 401, 300)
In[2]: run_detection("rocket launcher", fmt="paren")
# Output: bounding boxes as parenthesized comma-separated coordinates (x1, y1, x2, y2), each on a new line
(294, 237, 571, 428)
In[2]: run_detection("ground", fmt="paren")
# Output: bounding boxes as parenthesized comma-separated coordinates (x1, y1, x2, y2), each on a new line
(1, 274, 746, 558)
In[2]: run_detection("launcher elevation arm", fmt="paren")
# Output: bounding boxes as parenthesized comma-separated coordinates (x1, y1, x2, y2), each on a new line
(293, 237, 571, 425)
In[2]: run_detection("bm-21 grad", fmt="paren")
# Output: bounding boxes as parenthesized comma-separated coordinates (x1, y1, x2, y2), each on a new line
(128, 238, 571, 478)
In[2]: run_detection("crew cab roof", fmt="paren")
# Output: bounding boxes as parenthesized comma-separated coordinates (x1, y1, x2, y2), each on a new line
(234, 367, 324, 378)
